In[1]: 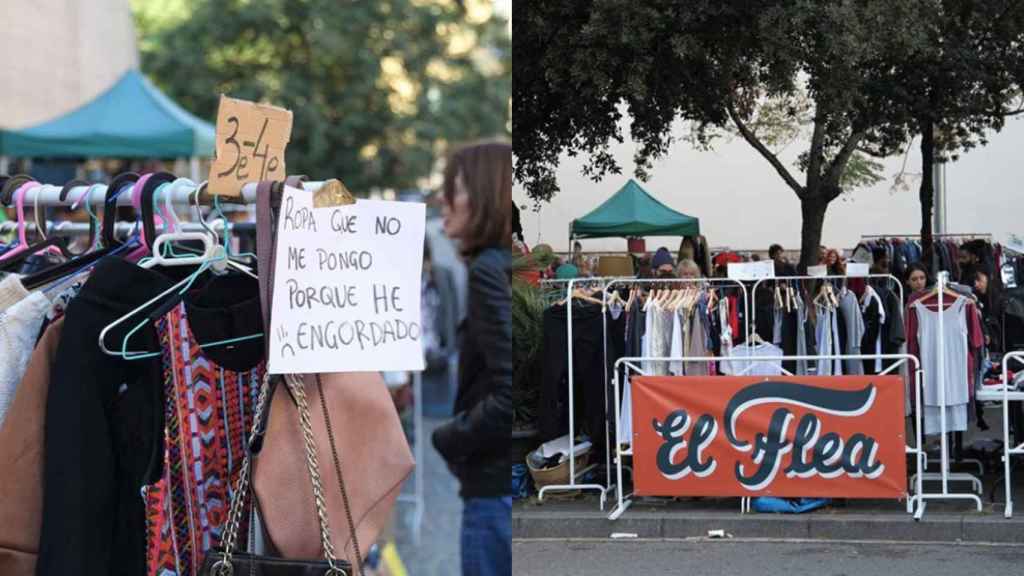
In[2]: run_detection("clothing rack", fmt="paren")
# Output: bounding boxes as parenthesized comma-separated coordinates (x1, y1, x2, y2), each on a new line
(536, 276, 631, 509)
(911, 271, 984, 518)
(860, 233, 993, 241)
(537, 277, 752, 509)
(2, 179, 327, 208)
(976, 351, 1024, 517)
(750, 274, 905, 329)
(0, 174, 429, 546)
(0, 220, 254, 236)
(604, 278, 750, 514)
(539, 276, 621, 306)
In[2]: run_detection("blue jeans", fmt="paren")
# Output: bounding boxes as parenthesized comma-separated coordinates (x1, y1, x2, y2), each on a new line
(461, 496, 512, 576)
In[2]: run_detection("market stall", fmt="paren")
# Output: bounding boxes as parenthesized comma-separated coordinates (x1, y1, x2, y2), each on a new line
(570, 178, 700, 242)
(0, 70, 215, 180)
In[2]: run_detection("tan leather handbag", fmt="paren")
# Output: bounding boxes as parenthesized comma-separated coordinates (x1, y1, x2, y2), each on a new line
(251, 180, 415, 568)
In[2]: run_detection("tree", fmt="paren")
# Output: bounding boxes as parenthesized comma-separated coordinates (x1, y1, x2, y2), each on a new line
(515, 1, 928, 269)
(861, 1, 1024, 268)
(135, 0, 510, 193)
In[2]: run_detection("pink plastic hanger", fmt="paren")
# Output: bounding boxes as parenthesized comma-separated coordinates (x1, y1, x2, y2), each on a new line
(125, 173, 155, 262)
(0, 181, 64, 262)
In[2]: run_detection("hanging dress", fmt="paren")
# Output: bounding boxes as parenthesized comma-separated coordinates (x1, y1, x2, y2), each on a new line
(912, 296, 969, 434)
(144, 302, 264, 576)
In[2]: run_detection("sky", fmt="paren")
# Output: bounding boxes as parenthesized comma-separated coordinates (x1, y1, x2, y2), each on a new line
(513, 115, 1024, 254)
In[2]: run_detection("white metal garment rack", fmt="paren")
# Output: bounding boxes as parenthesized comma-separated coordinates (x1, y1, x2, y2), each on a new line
(601, 277, 752, 510)
(608, 352, 928, 521)
(537, 276, 629, 509)
(598, 272, 753, 498)
(975, 351, 1024, 518)
(910, 272, 984, 518)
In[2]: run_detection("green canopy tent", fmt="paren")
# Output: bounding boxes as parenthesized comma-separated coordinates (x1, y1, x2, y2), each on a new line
(0, 70, 214, 179)
(570, 179, 700, 240)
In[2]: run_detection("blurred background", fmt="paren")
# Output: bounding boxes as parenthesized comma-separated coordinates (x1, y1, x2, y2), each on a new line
(0, 1, 510, 573)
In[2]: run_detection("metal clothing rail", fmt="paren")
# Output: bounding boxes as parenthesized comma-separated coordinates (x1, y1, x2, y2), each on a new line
(908, 271, 984, 519)
(537, 276, 632, 509)
(976, 351, 1024, 518)
(0, 220, 252, 236)
(608, 353, 929, 521)
(750, 273, 904, 329)
(604, 277, 751, 508)
(860, 233, 993, 240)
(602, 277, 751, 514)
(602, 276, 754, 375)
(6, 179, 326, 207)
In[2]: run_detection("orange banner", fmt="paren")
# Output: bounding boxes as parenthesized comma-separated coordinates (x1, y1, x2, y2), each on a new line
(632, 376, 906, 499)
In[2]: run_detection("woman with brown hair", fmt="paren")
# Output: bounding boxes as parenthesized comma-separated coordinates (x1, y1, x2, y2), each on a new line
(431, 140, 512, 576)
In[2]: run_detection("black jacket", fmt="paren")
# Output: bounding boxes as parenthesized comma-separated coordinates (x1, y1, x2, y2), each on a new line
(431, 247, 513, 498)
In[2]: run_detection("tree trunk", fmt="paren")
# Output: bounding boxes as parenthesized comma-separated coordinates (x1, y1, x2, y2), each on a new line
(798, 196, 829, 273)
(919, 121, 935, 273)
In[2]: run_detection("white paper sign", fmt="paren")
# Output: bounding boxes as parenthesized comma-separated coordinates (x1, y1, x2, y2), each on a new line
(727, 261, 775, 281)
(1006, 233, 1024, 255)
(268, 185, 426, 374)
(846, 262, 870, 277)
(807, 265, 827, 277)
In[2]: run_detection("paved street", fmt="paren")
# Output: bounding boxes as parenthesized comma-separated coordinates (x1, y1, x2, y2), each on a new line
(513, 539, 1024, 575)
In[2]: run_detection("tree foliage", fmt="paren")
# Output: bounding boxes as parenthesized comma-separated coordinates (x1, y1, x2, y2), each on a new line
(862, 1, 1024, 265)
(135, 0, 510, 193)
(513, 1, 956, 267)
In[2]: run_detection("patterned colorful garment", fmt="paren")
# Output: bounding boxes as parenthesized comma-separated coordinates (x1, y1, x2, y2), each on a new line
(145, 302, 264, 576)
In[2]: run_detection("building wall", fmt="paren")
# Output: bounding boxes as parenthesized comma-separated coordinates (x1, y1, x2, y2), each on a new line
(0, 0, 138, 129)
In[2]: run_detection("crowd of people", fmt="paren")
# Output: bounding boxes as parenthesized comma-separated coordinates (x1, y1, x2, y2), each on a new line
(511, 229, 1005, 341)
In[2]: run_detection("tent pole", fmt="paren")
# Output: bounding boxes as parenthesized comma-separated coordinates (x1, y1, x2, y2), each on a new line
(189, 156, 200, 182)
(0, 156, 8, 175)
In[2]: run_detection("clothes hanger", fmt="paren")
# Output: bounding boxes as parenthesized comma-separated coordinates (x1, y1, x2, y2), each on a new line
(209, 193, 257, 264)
(0, 181, 39, 261)
(99, 239, 261, 359)
(0, 174, 33, 207)
(101, 172, 141, 247)
(138, 171, 178, 254)
(190, 182, 257, 278)
(572, 287, 602, 305)
(59, 179, 97, 256)
(121, 173, 162, 261)
(0, 182, 72, 267)
(22, 184, 121, 290)
(114, 256, 263, 361)
(643, 288, 658, 311)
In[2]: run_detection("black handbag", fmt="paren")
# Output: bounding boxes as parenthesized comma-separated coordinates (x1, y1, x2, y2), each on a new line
(200, 373, 355, 576)
(200, 551, 348, 576)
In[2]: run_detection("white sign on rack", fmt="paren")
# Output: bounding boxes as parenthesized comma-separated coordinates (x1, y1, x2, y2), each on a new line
(727, 261, 775, 281)
(846, 262, 870, 277)
(268, 185, 426, 374)
(807, 265, 827, 277)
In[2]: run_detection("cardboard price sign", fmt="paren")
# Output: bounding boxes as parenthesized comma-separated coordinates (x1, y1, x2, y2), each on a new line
(632, 375, 907, 499)
(209, 95, 293, 197)
(267, 185, 427, 374)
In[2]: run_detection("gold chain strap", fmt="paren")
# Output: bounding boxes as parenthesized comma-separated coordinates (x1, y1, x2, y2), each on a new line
(315, 375, 365, 576)
(212, 373, 348, 576)
(284, 373, 347, 574)
(213, 372, 271, 576)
